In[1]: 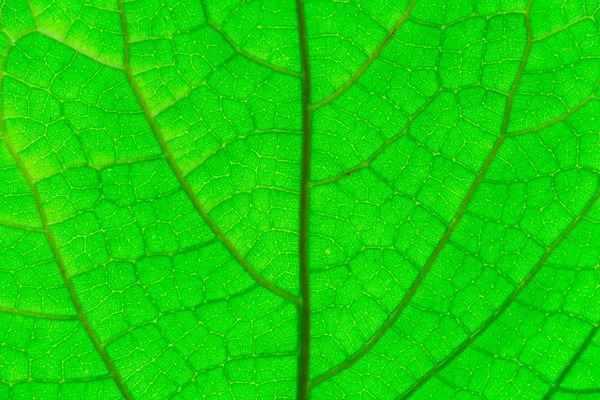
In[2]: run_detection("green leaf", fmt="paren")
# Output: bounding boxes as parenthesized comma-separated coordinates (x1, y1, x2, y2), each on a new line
(0, 0, 599, 399)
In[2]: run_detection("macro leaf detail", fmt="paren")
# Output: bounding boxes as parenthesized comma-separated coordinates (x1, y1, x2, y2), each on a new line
(0, 0, 600, 399)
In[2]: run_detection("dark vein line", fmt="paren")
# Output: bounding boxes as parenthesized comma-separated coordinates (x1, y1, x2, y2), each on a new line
(471, 344, 557, 387)
(0, 217, 44, 232)
(557, 387, 600, 395)
(0, 45, 133, 400)
(208, 20, 303, 77)
(543, 323, 600, 399)
(309, 89, 442, 187)
(308, 132, 503, 386)
(309, 2, 535, 389)
(103, 284, 261, 346)
(295, 0, 313, 398)
(183, 129, 302, 178)
(116, 0, 300, 307)
(532, 16, 596, 42)
(0, 306, 79, 321)
(401, 184, 600, 399)
(6, 375, 112, 385)
(507, 91, 599, 137)
(311, 0, 417, 110)
(202, 15, 303, 78)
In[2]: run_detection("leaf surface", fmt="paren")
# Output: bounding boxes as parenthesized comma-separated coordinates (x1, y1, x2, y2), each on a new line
(0, 0, 600, 399)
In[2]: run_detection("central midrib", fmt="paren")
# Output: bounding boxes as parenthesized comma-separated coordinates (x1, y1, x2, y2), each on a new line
(295, 0, 313, 398)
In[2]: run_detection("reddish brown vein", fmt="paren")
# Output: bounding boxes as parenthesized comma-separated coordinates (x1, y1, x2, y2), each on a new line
(309, 1, 535, 389)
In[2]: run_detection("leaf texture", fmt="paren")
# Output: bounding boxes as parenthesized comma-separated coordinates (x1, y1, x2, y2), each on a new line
(0, 0, 600, 399)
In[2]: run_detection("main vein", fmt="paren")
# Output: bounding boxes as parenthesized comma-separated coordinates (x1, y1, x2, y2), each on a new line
(295, 0, 313, 398)
(116, 0, 299, 307)
(0, 47, 132, 400)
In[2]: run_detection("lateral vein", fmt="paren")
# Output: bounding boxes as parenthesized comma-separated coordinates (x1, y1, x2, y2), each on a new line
(311, 0, 418, 110)
(402, 184, 600, 399)
(116, 0, 300, 306)
(309, 0, 535, 388)
(0, 44, 133, 400)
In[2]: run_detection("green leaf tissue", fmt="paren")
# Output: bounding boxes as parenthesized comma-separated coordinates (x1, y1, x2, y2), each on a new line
(0, 0, 599, 399)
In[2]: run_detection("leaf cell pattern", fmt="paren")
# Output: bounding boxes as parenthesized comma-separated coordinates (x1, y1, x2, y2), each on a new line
(0, 0, 600, 399)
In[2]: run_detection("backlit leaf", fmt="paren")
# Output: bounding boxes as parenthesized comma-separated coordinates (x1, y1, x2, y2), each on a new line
(0, 0, 600, 399)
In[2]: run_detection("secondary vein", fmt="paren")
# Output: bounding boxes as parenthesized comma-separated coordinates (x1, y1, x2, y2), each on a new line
(311, 0, 418, 110)
(401, 184, 600, 399)
(543, 313, 600, 399)
(0, 44, 133, 400)
(117, 0, 300, 307)
(309, 0, 535, 388)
